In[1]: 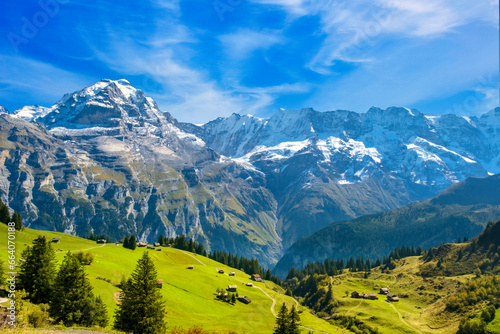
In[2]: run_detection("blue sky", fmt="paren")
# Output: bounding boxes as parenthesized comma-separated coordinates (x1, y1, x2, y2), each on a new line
(0, 0, 498, 122)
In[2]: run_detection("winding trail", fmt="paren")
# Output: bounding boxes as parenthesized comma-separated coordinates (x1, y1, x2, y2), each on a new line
(178, 249, 207, 266)
(346, 299, 363, 316)
(389, 303, 423, 334)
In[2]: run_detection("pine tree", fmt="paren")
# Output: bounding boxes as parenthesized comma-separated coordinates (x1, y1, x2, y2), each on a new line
(273, 303, 289, 334)
(123, 236, 130, 249)
(11, 212, 22, 230)
(18, 236, 56, 304)
(231, 293, 236, 304)
(0, 200, 10, 224)
(288, 305, 301, 334)
(188, 238, 195, 253)
(50, 252, 108, 327)
(129, 235, 137, 250)
(114, 251, 166, 334)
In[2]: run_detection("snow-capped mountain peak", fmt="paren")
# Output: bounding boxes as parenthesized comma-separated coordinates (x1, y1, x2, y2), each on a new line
(34, 79, 167, 130)
(0, 105, 10, 115)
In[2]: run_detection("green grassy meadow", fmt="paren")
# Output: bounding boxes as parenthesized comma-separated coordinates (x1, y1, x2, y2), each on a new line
(1, 225, 492, 334)
(0, 225, 345, 333)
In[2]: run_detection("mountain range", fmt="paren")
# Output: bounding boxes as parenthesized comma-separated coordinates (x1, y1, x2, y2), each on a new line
(272, 173, 500, 277)
(1, 79, 499, 267)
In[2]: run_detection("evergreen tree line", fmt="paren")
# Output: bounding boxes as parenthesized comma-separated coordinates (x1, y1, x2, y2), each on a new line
(17, 236, 108, 327)
(286, 245, 423, 280)
(273, 303, 301, 334)
(0, 199, 23, 230)
(85, 232, 111, 243)
(159, 234, 208, 257)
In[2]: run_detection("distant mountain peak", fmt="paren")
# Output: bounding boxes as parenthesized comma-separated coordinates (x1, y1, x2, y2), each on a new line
(33, 79, 164, 130)
(0, 105, 10, 115)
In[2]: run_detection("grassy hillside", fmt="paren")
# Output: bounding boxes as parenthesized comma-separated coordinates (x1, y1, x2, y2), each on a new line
(420, 220, 500, 277)
(282, 221, 500, 334)
(282, 254, 498, 334)
(0, 225, 345, 334)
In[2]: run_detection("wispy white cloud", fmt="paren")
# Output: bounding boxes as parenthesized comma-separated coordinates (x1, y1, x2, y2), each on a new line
(75, 3, 305, 122)
(219, 29, 284, 60)
(250, 0, 499, 74)
(305, 25, 499, 115)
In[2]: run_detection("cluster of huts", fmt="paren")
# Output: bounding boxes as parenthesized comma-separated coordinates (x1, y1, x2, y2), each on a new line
(212, 271, 265, 305)
(351, 287, 400, 302)
(379, 287, 400, 302)
(350, 292, 378, 300)
(216, 285, 252, 304)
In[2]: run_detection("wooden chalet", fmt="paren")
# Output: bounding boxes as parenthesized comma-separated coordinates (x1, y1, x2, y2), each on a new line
(364, 294, 378, 300)
(157, 279, 163, 288)
(157, 248, 162, 251)
(351, 291, 362, 298)
(96, 239, 107, 244)
(154, 242, 161, 247)
(187, 265, 194, 269)
(218, 269, 225, 274)
(246, 282, 253, 287)
(237, 296, 251, 304)
(147, 245, 155, 250)
(379, 287, 389, 294)
(51, 238, 60, 243)
(229, 272, 235, 276)
(251, 274, 263, 282)
(227, 285, 237, 292)
(138, 242, 147, 247)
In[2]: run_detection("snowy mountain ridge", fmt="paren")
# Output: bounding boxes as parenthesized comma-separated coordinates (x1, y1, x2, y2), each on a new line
(189, 106, 498, 190)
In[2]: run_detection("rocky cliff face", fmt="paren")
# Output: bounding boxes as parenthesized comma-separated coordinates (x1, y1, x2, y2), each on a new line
(2, 79, 499, 267)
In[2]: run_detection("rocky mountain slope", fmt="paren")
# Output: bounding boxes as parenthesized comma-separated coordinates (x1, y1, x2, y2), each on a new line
(0, 80, 281, 266)
(272, 173, 500, 277)
(1, 79, 499, 267)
